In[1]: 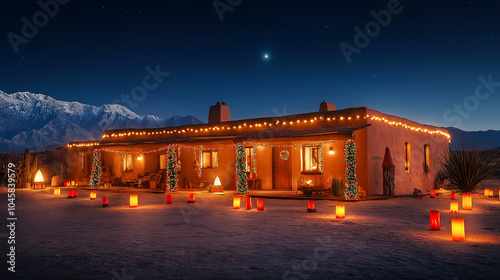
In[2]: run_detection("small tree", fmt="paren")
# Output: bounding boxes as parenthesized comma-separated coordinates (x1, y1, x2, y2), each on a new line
(440, 145, 499, 193)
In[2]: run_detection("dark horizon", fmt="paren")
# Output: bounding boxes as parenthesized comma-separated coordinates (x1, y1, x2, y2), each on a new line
(1, 0, 499, 131)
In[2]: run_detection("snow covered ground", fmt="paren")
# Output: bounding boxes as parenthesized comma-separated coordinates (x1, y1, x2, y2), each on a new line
(1, 187, 500, 280)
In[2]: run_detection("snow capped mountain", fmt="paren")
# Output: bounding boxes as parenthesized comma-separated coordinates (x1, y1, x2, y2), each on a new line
(0, 91, 203, 152)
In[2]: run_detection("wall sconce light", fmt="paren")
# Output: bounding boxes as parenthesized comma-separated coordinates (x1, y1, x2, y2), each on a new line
(137, 155, 143, 161)
(329, 147, 334, 155)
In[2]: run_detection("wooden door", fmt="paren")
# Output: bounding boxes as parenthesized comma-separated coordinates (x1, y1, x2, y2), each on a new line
(272, 147, 292, 189)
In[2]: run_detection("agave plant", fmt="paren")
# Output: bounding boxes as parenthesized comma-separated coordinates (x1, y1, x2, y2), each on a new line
(440, 145, 499, 193)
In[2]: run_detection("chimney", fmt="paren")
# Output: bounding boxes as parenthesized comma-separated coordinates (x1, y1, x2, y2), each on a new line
(319, 100, 336, 112)
(208, 102, 231, 124)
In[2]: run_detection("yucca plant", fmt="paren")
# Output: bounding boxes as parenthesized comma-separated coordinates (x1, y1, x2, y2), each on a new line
(440, 145, 499, 193)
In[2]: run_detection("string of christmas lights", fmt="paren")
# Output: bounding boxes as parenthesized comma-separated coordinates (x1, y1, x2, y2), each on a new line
(89, 149, 102, 189)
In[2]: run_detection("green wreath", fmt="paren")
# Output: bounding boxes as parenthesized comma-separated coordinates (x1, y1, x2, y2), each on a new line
(280, 150, 289, 160)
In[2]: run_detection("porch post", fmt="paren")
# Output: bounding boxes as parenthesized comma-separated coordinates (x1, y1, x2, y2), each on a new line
(89, 149, 102, 189)
(235, 144, 248, 194)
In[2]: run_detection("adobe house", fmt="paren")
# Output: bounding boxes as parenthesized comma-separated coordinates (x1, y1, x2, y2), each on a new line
(63, 101, 450, 196)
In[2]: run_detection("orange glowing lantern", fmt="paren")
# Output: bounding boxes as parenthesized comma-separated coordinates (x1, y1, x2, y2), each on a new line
(450, 193, 455, 200)
(53, 187, 60, 195)
(246, 197, 252, 210)
(450, 201, 458, 213)
(34, 170, 45, 189)
(67, 190, 77, 198)
(130, 194, 138, 207)
(462, 194, 472, 210)
(430, 210, 440, 230)
(64, 181, 70, 186)
(233, 197, 240, 209)
(488, 189, 493, 197)
(451, 218, 465, 241)
(90, 190, 97, 200)
(257, 199, 264, 211)
(336, 205, 345, 219)
(474, 193, 479, 197)
(430, 189, 436, 198)
(484, 189, 490, 197)
(166, 194, 172, 204)
(187, 193, 196, 203)
(102, 197, 109, 207)
(71, 181, 75, 186)
(307, 201, 316, 213)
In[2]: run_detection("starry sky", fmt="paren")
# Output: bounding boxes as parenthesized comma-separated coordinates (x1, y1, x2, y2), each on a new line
(1, 0, 499, 131)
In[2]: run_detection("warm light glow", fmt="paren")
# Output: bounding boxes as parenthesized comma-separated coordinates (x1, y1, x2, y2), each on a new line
(307, 201, 316, 212)
(246, 197, 252, 210)
(450, 201, 458, 213)
(102, 197, 109, 207)
(34, 170, 44, 183)
(137, 155, 143, 161)
(451, 218, 465, 241)
(71, 181, 75, 186)
(214, 176, 221, 186)
(430, 210, 440, 230)
(130, 194, 138, 207)
(484, 189, 489, 197)
(307, 180, 312, 185)
(257, 199, 264, 211)
(462, 194, 472, 210)
(430, 189, 436, 198)
(166, 194, 172, 204)
(450, 193, 455, 200)
(329, 147, 334, 155)
(233, 197, 241, 209)
(336, 205, 345, 219)
(488, 189, 493, 197)
(90, 190, 97, 200)
(53, 187, 60, 195)
(188, 194, 196, 203)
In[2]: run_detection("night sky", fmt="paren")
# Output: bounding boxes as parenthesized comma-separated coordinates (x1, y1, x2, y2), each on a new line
(1, 0, 499, 131)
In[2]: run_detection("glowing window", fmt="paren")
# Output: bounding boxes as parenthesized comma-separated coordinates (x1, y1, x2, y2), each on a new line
(202, 151, 219, 168)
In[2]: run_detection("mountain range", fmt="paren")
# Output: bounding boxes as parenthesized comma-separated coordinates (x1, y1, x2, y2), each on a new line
(0, 91, 202, 152)
(0, 91, 499, 153)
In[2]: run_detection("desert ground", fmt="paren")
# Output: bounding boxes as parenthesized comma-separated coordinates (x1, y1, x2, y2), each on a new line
(1, 186, 500, 280)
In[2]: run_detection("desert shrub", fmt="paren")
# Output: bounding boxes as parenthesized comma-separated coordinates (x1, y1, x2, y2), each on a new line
(440, 145, 500, 193)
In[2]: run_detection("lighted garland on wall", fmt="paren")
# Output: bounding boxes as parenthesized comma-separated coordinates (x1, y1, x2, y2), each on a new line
(235, 144, 248, 194)
(319, 146, 324, 173)
(167, 145, 180, 192)
(344, 139, 358, 199)
(252, 144, 257, 175)
(89, 149, 102, 189)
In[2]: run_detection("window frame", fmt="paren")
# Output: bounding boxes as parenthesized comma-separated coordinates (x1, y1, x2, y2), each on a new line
(201, 150, 219, 169)
(301, 145, 322, 174)
(122, 153, 134, 172)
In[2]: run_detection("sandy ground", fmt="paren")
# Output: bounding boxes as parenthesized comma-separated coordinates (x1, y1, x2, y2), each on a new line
(1, 186, 500, 280)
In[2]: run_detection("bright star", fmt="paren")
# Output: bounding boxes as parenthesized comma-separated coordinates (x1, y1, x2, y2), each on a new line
(263, 53, 270, 60)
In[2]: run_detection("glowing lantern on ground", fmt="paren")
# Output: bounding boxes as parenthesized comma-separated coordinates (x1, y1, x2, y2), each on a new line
(257, 199, 264, 211)
(450, 201, 458, 213)
(484, 189, 489, 197)
(488, 189, 493, 197)
(130, 194, 138, 207)
(233, 197, 240, 209)
(166, 194, 172, 204)
(71, 181, 75, 186)
(430, 189, 436, 198)
(64, 181, 70, 186)
(336, 205, 345, 219)
(187, 194, 196, 203)
(451, 218, 465, 241)
(430, 210, 440, 230)
(214, 176, 221, 186)
(67, 190, 77, 198)
(307, 201, 316, 213)
(462, 194, 472, 210)
(212, 176, 223, 192)
(450, 193, 455, 200)
(102, 197, 109, 207)
(34, 170, 45, 189)
(90, 190, 97, 200)
(53, 187, 60, 195)
(474, 193, 479, 197)
(246, 197, 252, 210)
